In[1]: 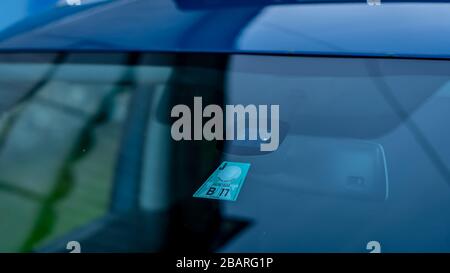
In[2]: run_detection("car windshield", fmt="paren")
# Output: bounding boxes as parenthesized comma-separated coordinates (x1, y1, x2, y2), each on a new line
(1, 52, 450, 252)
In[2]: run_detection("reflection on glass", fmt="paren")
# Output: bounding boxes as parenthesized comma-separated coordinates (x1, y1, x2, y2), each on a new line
(0, 53, 450, 252)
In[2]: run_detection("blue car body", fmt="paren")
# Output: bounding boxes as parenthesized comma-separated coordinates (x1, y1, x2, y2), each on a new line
(3, 1, 450, 253)
(0, 0, 450, 59)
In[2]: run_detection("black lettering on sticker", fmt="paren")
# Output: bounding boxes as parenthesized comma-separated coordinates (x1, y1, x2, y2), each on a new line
(206, 187, 217, 195)
(219, 188, 230, 197)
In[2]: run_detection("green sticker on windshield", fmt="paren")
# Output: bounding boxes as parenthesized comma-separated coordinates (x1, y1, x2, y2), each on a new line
(193, 161, 250, 201)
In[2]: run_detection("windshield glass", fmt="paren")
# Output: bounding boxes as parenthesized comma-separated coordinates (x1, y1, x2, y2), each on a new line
(1, 52, 450, 252)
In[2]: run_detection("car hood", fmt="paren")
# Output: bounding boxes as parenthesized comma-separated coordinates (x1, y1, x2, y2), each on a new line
(0, 0, 450, 59)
